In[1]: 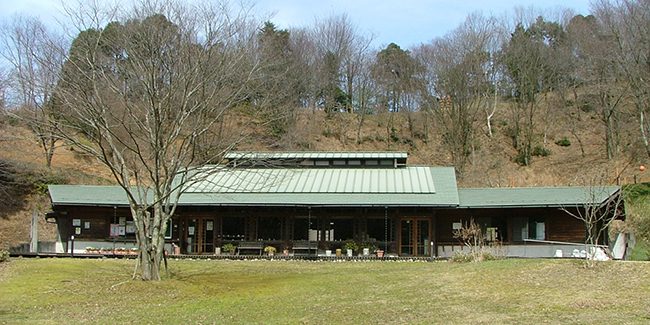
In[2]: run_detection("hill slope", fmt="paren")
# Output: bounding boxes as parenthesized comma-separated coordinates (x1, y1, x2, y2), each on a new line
(1, 106, 649, 250)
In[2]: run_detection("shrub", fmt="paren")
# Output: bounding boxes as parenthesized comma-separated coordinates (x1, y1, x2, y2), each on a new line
(514, 152, 527, 165)
(344, 239, 358, 252)
(450, 251, 473, 263)
(0, 249, 9, 263)
(555, 138, 571, 147)
(628, 239, 650, 261)
(222, 243, 237, 252)
(532, 146, 552, 157)
(413, 130, 428, 141)
(389, 127, 400, 142)
(450, 250, 495, 263)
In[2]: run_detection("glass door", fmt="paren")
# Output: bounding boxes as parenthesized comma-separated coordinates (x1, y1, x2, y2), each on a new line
(401, 220, 414, 255)
(186, 218, 198, 253)
(201, 219, 215, 253)
(184, 217, 216, 254)
(400, 219, 431, 256)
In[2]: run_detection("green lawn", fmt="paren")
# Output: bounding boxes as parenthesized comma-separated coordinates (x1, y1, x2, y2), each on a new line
(0, 258, 649, 324)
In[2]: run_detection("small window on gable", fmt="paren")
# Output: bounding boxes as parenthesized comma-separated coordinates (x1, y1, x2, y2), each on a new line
(333, 160, 346, 166)
(380, 159, 394, 166)
(365, 160, 378, 166)
(315, 160, 329, 166)
(300, 159, 315, 166)
(348, 160, 361, 166)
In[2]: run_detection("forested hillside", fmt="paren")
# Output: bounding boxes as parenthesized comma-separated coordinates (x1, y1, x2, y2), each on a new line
(2, 0, 650, 257)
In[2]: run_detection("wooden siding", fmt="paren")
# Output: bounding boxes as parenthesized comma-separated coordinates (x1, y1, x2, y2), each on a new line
(52, 205, 600, 255)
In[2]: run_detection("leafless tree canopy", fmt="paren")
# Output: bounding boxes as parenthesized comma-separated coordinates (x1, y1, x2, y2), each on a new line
(39, 0, 270, 280)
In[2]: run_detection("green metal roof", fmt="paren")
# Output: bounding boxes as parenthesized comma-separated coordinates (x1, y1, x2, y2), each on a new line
(458, 186, 621, 208)
(48, 185, 144, 207)
(49, 167, 460, 207)
(49, 171, 621, 209)
(185, 166, 436, 194)
(224, 151, 408, 160)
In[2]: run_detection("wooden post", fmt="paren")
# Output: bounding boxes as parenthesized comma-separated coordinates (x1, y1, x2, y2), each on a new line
(30, 210, 38, 253)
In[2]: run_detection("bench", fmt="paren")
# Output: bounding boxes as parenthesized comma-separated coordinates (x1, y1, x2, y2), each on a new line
(292, 241, 318, 255)
(237, 241, 263, 255)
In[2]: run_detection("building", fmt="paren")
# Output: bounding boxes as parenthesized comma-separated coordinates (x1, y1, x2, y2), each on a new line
(46, 152, 624, 258)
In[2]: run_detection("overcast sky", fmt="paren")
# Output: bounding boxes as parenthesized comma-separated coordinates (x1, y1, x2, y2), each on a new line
(1, 0, 593, 48)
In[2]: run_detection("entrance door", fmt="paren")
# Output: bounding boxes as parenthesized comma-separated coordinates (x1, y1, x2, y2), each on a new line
(400, 219, 430, 256)
(185, 217, 215, 254)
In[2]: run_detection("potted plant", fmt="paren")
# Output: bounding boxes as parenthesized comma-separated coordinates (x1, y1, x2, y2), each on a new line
(222, 243, 237, 255)
(264, 245, 277, 256)
(281, 244, 290, 256)
(375, 248, 385, 258)
(344, 239, 358, 257)
(360, 242, 378, 256)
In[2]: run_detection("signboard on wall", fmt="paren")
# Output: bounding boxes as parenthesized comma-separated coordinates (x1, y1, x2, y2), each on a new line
(126, 221, 135, 234)
(110, 224, 120, 237)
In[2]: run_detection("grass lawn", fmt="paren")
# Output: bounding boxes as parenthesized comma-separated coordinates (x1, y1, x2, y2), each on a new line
(0, 258, 649, 324)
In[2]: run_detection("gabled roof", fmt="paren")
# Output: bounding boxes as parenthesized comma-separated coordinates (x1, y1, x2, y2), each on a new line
(185, 166, 436, 194)
(48, 185, 146, 207)
(458, 186, 621, 208)
(49, 167, 460, 207)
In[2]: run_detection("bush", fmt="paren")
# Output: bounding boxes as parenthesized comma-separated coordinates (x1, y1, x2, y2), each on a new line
(555, 138, 571, 147)
(513, 152, 528, 166)
(222, 243, 237, 252)
(344, 239, 358, 252)
(532, 146, 552, 157)
(628, 239, 650, 261)
(0, 249, 9, 263)
(450, 250, 495, 263)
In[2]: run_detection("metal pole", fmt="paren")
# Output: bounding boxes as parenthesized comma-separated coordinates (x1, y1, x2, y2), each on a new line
(430, 241, 434, 262)
(308, 207, 312, 256)
(70, 235, 75, 257)
(384, 207, 388, 253)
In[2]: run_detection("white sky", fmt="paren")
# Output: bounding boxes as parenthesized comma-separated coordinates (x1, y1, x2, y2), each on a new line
(1, 0, 593, 48)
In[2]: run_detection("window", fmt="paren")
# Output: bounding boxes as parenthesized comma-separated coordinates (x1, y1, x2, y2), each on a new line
(513, 217, 545, 241)
(164, 219, 172, 239)
(222, 216, 245, 240)
(348, 160, 361, 166)
(258, 217, 281, 240)
(332, 218, 353, 240)
(367, 218, 393, 242)
(293, 218, 310, 240)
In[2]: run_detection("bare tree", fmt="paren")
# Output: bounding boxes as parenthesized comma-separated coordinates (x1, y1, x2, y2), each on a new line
(310, 14, 374, 116)
(354, 51, 378, 144)
(561, 181, 625, 268)
(593, 0, 650, 160)
(30, 0, 268, 280)
(566, 13, 627, 160)
(0, 15, 68, 167)
(414, 13, 496, 171)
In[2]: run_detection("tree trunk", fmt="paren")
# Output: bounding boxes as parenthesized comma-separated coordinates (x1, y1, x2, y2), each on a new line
(132, 207, 165, 281)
